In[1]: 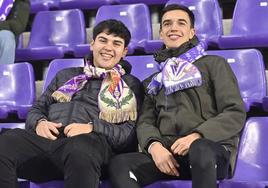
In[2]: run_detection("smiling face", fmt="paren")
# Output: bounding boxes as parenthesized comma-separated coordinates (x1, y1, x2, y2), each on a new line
(160, 9, 195, 49)
(90, 32, 128, 69)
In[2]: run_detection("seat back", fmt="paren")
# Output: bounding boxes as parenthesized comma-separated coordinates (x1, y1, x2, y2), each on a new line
(59, 0, 115, 10)
(30, 0, 59, 13)
(207, 49, 266, 112)
(232, 117, 268, 181)
(0, 63, 35, 119)
(117, 0, 168, 5)
(231, 0, 268, 35)
(125, 55, 159, 81)
(28, 9, 86, 48)
(166, 0, 223, 46)
(95, 4, 152, 44)
(43, 59, 84, 92)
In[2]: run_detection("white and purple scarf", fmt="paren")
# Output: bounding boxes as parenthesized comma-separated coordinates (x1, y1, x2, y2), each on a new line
(148, 42, 206, 95)
(52, 60, 137, 123)
(0, 0, 15, 21)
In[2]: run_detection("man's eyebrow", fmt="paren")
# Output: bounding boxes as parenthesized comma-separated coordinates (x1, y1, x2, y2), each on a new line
(97, 36, 107, 40)
(114, 39, 124, 44)
(162, 18, 188, 24)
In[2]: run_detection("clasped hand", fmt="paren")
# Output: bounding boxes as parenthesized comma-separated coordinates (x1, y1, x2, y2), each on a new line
(36, 121, 93, 140)
(150, 133, 201, 177)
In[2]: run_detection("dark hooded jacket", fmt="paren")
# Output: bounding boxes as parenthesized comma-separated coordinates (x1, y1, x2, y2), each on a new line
(26, 60, 144, 153)
(137, 37, 246, 175)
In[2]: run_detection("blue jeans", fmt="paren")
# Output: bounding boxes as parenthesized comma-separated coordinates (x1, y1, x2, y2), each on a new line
(0, 30, 16, 64)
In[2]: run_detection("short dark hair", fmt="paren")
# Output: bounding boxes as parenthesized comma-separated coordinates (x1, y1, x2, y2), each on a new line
(160, 4, 195, 29)
(93, 19, 131, 47)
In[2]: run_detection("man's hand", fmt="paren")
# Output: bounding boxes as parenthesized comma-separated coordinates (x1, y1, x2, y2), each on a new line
(171, 133, 201, 156)
(150, 142, 180, 177)
(64, 123, 93, 137)
(36, 120, 62, 140)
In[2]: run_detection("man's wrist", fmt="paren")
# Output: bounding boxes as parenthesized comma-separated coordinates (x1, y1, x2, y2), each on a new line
(148, 141, 162, 154)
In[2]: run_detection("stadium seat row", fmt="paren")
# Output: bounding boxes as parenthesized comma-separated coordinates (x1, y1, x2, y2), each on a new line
(19, 0, 268, 63)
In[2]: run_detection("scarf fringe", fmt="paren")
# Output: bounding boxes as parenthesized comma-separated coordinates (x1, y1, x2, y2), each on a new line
(165, 79, 202, 95)
(99, 110, 137, 123)
(52, 91, 71, 102)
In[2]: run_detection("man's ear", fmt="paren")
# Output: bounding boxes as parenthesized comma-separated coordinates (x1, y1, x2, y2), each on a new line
(189, 28, 195, 39)
(122, 47, 128, 57)
(89, 40, 94, 49)
(159, 28, 163, 40)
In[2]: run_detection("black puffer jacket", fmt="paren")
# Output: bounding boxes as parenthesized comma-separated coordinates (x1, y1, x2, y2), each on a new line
(0, 0, 30, 39)
(26, 62, 144, 153)
(137, 37, 246, 174)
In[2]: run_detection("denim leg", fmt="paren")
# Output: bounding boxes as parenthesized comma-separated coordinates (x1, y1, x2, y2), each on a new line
(0, 30, 16, 64)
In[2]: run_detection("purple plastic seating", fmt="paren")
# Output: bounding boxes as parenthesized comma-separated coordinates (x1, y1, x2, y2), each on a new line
(0, 63, 35, 120)
(16, 9, 86, 62)
(219, 0, 268, 49)
(143, 0, 222, 54)
(207, 49, 266, 112)
(115, 0, 168, 5)
(124, 55, 160, 81)
(218, 117, 268, 188)
(58, 0, 115, 10)
(30, 0, 59, 13)
(43, 59, 84, 92)
(95, 3, 153, 55)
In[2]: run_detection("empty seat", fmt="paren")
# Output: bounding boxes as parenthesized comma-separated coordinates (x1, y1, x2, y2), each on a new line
(16, 9, 87, 62)
(124, 55, 159, 81)
(219, 117, 268, 188)
(219, 0, 268, 49)
(30, 0, 59, 13)
(43, 59, 84, 92)
(143, 0, 223, 53)
(95, 3, 153, 54)
(58, 0, 115, 10)
(116, 0, 168, 5)
(207, 49, 266, 112)
(0, 63, 35, 120)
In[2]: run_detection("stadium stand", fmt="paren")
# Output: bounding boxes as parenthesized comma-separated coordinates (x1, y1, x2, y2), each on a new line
(219, 0, 268, 49)
(207, 49, 267, 112)
(0, 63, 35, 120)
(116, 0, 169, 5)
(42, 58, 84, 92)
(124, 55, 159, 81)
(16, 9, 87, 61)
(95, 3, 152, 54)
(143, 0, 223, 53)
(30, 0, 59, 13)
(58, 0, 115, 10)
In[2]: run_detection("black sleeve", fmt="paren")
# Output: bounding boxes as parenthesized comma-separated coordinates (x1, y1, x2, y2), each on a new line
(92, 75, 144, 152)
(25, 68, 81, 131)
(0, 0, 30, 37)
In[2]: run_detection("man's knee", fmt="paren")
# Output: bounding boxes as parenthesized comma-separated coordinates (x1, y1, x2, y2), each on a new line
(189, 139, 216, 169)
(0, 30, 15, 49)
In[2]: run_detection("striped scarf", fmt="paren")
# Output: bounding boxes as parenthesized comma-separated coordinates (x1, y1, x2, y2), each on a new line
(52, 61, 137, 123)
(0, 0, 15, 21)
(148, 42, 206, 95)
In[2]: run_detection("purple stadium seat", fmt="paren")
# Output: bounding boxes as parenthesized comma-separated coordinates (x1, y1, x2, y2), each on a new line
(58, 0, 115, 10)
(0, 63, 35, 120)
(30, 0, 59, 13)
(30, 180, 111, 188)
(16, 9, 86, 61)
(124, 55, 159, 81)
(115, 0, 168, 5)
(143, 0, 222, 53)
(219, 117, 268, 188)
(219, 0, 268, 49)
(207, 49, 266, 112)
(43, 59, 84, 92)
(95, 4, 153, 54)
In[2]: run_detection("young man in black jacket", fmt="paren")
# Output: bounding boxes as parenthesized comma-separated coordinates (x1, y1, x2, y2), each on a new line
(0, 19, 143, 188)
(0, 0, 30, 64)
(109, 4, 246, 188)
